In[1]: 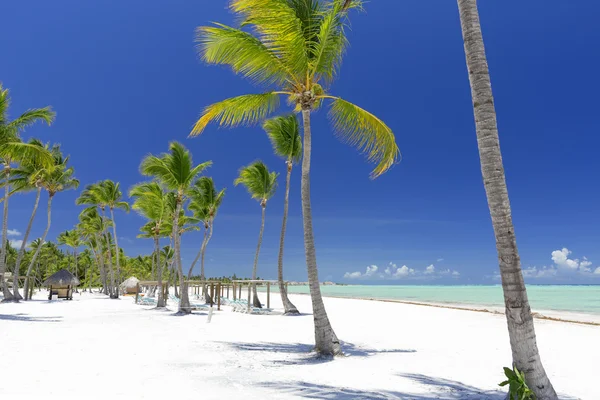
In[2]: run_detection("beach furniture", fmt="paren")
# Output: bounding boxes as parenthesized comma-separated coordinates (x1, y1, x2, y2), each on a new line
(43, 269, 79, 300)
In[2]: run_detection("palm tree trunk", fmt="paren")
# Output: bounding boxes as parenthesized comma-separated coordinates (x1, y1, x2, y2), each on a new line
(109, 208, 122, 298)
(73, 249, 78, 293)
(457, 1, 556, 398)
(20, 186, 42, 300)
(101, 208, 115, 297)
(300, 109, 341, 356)
(251, 205, 266, 308)
(0, 171, 15, 301)
(174, 201, 190, 313)
(278, 161, 299, 314)
(24, 195, 54, 300)
(201, 224, 213, 304)
(155, 235, 165, 307)
(94, 234, 108, 295)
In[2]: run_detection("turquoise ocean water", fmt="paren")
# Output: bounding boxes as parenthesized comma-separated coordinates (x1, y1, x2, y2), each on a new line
(278, 285, 600, 315)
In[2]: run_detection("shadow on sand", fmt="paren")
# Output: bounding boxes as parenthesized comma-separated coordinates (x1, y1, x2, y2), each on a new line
(0, 313, 62, 322)
(259, 375, 506, 400)
(220, 341, 416, 366)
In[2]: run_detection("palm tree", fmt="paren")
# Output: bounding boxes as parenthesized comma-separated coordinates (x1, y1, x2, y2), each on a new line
(188, 177, 225, 301)
(6, 139, 54, 299)
(23, 147, 79, 300)
(130, 182, 170, 307)
(190, 0, 398, 354)
(264, 115, 301, 314)
(140, 142, 211, 313)
(234, 161, 277, 308)
(0, 84, 55, 301)
(57, 229, 82, 280)
(97, 180, 130, 298)
(76, 184, 116, 296)
(78, 207, 110, 295)
(456, 1, 557, 397)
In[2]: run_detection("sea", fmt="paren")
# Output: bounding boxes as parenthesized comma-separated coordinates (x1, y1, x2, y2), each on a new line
(278, 285, 600, 315)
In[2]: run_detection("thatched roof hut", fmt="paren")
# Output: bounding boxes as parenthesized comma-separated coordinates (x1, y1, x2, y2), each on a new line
(120, 276, 140, 294)
(43, 269, 80, 287)
(43, 269, 79, 300)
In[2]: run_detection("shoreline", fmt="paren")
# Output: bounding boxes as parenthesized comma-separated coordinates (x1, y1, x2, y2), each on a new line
(285, 291, 600, 326)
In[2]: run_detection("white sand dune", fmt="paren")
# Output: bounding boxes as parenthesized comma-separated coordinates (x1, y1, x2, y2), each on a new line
(0, 290, 597, 399)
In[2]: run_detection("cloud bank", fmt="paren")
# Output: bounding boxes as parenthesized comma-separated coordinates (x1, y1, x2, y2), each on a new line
(344, 262, 459, 281)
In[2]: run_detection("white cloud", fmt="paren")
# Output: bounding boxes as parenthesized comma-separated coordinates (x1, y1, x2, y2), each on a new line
(424, 264, 435, 274)
(512, 248, 598, 280)
(343, 271, 362, 279)
(365, 265, 378, 276)
(551, 248, 581, 270)
(452, 271, 460, 276)
(437, 258, 444, 262)
(394, 265, 415, 277)
(594, 267, 600, 275)
(7, 229, 21, 237)
(9, 239, 31, 249)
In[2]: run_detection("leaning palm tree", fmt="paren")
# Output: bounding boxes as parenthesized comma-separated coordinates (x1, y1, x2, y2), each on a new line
(191, 0, 397, 354)
(234, 161, 277, 308)
(130, 182, 170, 307)
(188, 177, 225, 303)
(24, 147, 79, 300)
(140, 142, 211, 313)
(264, 115, 301, 314)
(78, 207, 111, 295)
(457, 1, 557, 397)
(96, 180, 129, 298)
(0, 84, 55, 301)
(6, 139, 54, 299)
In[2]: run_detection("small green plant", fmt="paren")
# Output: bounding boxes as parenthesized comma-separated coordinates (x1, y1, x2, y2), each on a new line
(499, 365, 536, 400)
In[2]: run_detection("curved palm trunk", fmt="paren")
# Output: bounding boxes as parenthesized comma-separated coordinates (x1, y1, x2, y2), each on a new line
(101, 208, 115, 297)
(0, 171, 15, 301)
(457, 1, 556, 397)
(174, 201, 191, 313)
(109, 208, 122, 298)
(24, 195, 54, 300)
(188, 226, 209, 303)
(251, 205, 266, 308)
(300, 109, 341, 356)
(201, 224, 214, 304)
(154, 235, 165, 308)
(277, 161, 299, 314)
(73, 249, 78, 293)
(94, 233, 108, 295)
(20, 187, 42, 300)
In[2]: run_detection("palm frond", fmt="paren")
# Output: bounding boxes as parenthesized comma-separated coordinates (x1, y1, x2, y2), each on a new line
(230, 0, 308, 78)
(327, 97, 399, 178)
(0, 142, 54, 168)
(196, 23, 290, 85)
(234, 161, 278, 202)
(6, 107, 55, 133)
(263, 114, 302, 163)
(190, 93, 280, 137)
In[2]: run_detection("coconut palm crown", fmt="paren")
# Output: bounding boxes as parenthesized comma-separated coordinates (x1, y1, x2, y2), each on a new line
(234, 161, 278, 207)
(191, 0, 399, 178)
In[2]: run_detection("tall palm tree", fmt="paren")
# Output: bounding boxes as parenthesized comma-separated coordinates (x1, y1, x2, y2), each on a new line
(456, 1, 556, 397)
(0, 84, 55, 301)
(23, 147, 79, 300)
(76, 184, 116, 296)
(6, 139, 54, 299)
(234, 161, 277, 308)
(130, 182, 170, 307)
(97, 180, 129, 298)
(57, 229, 82, 279)
(190, 0, 398, 354)
(264, 115, 301, 314)
(78, 207, 110, 295)
(140, 142, 211, 313)
(188, 177, 225, 303)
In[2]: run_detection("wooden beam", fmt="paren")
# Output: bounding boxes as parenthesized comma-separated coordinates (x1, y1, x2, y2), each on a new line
(247, 285, 251, 313)
(267, 282, 270, 309)
(217, 282, 221, 311)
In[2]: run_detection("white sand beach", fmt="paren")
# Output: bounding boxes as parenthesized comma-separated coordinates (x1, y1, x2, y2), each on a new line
(0, 291, 597, 400)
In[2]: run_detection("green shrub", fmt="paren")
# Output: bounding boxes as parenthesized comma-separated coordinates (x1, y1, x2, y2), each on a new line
(499, 365, 535, 400)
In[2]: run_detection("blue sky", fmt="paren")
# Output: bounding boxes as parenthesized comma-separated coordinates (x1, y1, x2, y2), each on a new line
(1, 0, 599, 284)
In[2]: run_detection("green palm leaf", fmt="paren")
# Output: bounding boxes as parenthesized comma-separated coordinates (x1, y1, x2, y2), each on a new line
(328, 97, 399, 177)
(263, 114, 302, 163)
(234, 161, 278, 203)
(0, 142, 54, 168)
(190, 93, 281, 136)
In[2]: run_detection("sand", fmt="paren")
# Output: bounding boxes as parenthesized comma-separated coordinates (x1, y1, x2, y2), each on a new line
(0, 290, 597, 399)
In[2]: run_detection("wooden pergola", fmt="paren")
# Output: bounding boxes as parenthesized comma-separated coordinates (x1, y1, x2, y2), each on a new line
(134, 279, 288, 312)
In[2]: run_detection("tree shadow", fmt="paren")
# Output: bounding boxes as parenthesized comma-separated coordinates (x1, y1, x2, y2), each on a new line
(259, 375, 506, 399)
(218, 341, 416, 366)
(0, 313, 62, 322)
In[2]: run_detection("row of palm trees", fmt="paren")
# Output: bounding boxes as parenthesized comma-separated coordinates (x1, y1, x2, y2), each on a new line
(186, 0, 557, 398)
